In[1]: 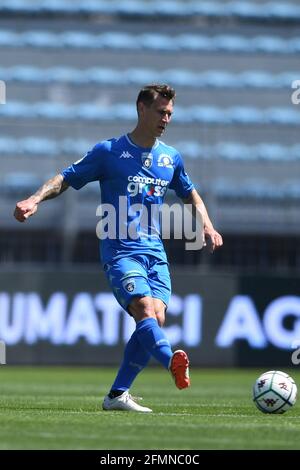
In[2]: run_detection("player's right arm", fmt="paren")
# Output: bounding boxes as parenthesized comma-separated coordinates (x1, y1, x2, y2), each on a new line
(14, 140, 107, 222)
(14, 173, 69, 222)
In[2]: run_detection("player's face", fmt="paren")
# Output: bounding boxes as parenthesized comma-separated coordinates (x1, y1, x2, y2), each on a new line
(142, 97, 173, 137)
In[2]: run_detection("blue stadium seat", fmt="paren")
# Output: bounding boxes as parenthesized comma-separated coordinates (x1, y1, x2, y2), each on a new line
(0, 66, 297, 91)
(213, 178, 300, 201)
(1, 1, 300, 21)
(2, 172, 41, 196)
(0, 138, 299, 162)
(0, 30, 300, 53)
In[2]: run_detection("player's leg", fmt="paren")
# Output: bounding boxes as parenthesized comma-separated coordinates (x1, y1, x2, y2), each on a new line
(102, 257, 154, 411)
(102, 256, 189, 412)
(102, 327, 152, 412)
(104, 255, 173, 371)
(150, 260, 190, 390)
(129, 296, 173, 370)
(109, 328, 151, 395)
(131, 295, 190, 389)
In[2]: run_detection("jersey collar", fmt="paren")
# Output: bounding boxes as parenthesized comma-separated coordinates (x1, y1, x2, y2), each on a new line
(125, 134, 159, 150)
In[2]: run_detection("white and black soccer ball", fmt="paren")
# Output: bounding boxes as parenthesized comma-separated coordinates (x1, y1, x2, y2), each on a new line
(253, 370, 297, 414)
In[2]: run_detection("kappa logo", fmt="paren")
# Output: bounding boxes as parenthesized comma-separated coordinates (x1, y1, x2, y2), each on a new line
(263, 398, 279, 407)
(120, 151, 134, 159)
(258, 379, 266, 389)
(158, 154, 173, 168)
(141, 152, 153, 169)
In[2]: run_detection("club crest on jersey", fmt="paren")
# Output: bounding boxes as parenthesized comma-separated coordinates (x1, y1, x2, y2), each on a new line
(122, 278, 136, 293)
(141, 152, 153, 169)
(157, 154, 173, 168)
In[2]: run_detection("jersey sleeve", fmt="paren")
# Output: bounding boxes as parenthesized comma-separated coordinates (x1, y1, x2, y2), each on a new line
(169, 152, 194, 198)
(61, 142, 107, 190)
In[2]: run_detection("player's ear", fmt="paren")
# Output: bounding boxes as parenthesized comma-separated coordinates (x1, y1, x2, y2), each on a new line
(137, 101, 146, 118)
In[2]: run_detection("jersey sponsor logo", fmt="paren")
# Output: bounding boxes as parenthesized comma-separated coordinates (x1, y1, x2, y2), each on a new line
(158, 154, 173, 168)
(128, 176, 169, 185)
(119, 151, 134, 159)
(141, 152, 153, 169)
(127, 175, 169, 197)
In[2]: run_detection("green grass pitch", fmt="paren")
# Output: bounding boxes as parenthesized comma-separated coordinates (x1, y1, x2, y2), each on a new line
(0, 366, 299, 450)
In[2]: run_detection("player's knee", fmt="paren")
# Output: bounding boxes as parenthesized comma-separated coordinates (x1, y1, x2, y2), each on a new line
(156, 311, 165, 327)
(153, 299, 166, 327)
(128, 296, 156, 322)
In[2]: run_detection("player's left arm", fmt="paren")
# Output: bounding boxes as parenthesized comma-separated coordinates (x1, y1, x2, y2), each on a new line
(182, 188, 223, 252)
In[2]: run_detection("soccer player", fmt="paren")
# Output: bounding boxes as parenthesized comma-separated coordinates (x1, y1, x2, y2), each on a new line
(14, 84, 223, 412)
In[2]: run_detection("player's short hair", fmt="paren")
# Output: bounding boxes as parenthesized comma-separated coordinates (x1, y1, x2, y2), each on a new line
(136, 84, 176, 111)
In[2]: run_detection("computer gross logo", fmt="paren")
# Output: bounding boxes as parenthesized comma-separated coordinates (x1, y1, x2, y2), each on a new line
(127, 175, 169, 198)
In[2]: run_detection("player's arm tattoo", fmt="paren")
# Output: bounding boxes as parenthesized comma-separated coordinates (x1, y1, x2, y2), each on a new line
(33, 174, 69, 203)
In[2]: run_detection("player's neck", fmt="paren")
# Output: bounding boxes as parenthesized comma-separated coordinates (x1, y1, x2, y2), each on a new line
(128, 129, 156, 149)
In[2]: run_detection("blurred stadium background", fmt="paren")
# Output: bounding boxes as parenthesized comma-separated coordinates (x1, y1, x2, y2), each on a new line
(0, 0, 300, 368)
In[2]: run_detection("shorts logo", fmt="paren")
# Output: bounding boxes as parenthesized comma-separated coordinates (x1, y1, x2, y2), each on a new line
(158, 154, 173, 168)
(141, 152, 153, 169)
(122, 278, 136, 293)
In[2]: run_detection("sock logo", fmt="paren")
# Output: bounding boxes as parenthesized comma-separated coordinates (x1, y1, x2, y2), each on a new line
(154, 339, 170, 348)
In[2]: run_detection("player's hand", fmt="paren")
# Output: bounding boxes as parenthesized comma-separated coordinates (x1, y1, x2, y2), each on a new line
(14, 197, 38, 222)
(204, 227, 223, 253)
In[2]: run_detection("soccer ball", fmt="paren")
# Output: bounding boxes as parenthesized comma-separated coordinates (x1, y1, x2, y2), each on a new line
(253, 370, 297, 414)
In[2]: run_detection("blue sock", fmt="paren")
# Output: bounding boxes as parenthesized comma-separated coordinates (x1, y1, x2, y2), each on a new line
(135, 317, 173, 369)
(111, 330, 151, 392)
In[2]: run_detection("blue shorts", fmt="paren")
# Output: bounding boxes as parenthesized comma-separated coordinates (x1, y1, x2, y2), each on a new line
(103, 254, 171, 312)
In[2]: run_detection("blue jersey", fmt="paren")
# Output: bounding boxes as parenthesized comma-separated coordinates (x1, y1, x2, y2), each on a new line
(62, 134, 194, 264)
